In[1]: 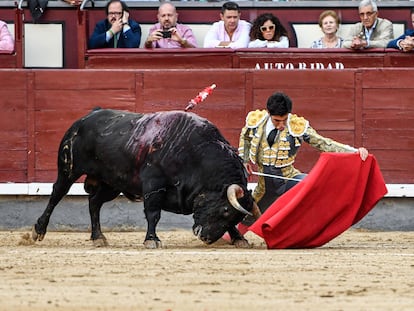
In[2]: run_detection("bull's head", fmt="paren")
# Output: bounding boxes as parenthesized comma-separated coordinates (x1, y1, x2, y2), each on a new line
(192, 184, 261, 244)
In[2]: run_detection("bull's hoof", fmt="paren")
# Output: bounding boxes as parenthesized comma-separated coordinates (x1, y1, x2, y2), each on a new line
(92, 236, 108, 247)
(31, 225, 45, 242)
(144, 239, 162, 249)
(233, 238, 251, 249)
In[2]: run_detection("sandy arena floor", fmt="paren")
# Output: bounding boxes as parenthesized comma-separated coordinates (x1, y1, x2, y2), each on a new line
(0, 229, 413, 311)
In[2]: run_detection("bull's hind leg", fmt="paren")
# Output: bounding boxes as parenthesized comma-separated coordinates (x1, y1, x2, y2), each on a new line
(86, 178, 120, 247)
(32, 174, 78, 242)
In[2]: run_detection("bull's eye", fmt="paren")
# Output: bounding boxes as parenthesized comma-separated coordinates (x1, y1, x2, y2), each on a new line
(223, 206, 230, 218)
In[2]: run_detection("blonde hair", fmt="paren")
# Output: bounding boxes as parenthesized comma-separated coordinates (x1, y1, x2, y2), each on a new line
(318, 10, 341, 28)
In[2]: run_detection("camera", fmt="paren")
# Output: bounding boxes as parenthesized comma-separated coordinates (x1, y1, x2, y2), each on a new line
(161, 30, 172, 38)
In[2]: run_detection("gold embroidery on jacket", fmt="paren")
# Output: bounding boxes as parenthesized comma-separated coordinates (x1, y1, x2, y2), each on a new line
(246, 109, 267, 128)
(288, 114, 309, 137)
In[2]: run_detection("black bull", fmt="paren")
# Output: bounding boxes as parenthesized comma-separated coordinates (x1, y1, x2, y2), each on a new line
(32, 109, 261, 248)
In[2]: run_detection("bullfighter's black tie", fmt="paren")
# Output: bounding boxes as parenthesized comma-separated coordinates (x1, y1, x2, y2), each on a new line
(267, 128, 278, 147)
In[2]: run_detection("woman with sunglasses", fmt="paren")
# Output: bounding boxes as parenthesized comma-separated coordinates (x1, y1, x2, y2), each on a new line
(310, 10, 343, 49)
(248, 13, 289, 48)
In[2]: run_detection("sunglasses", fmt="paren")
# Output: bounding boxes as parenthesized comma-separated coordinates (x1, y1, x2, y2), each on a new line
(260, 24, 275, 32)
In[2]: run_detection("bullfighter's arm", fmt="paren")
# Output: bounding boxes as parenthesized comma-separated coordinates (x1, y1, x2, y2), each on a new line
(238, 125, 252, 163)
(238, 109, 267, 164)
(304, 126, 357, 153)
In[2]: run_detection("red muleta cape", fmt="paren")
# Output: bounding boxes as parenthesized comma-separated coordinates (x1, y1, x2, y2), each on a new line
(249, 153, 387, 249)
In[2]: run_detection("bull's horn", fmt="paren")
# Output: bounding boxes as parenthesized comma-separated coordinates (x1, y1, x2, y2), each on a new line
(227, 184, 252, 216)
(251, 201, 262, 220)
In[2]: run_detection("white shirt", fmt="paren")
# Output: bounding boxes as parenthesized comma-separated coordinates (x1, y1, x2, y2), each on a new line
(266, 118, 277, 138)
(248, 36, 289, 48)
(203, 20, 251, 49)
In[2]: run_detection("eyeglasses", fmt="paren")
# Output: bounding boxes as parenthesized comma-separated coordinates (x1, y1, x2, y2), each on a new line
(260, 24, 275, 32)
(359, 11, 376, 18)
(108, 12, 123, 17)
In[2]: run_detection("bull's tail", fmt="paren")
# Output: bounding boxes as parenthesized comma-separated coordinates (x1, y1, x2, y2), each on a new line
(58, 108, 100, 178)
(58, 117, 89, 178)
(59, 130, 77, 178)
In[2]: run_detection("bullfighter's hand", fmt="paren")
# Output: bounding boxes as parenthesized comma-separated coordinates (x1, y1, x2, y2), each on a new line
(357, 147, 369, 161)
(244, 163, 253, 175)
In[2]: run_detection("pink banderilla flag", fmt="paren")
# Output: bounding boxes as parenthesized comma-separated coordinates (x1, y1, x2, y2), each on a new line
(185, 84, 217, 111)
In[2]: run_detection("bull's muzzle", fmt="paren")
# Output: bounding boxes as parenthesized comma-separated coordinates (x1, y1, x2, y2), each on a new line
(193, 225, 202, 239)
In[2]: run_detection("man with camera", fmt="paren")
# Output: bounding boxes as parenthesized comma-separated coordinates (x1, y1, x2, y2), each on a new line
(88, 0, 141, 49)
(144, 2, 198, 48)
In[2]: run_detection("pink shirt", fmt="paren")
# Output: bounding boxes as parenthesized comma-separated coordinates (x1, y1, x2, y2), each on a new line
(0, 21, 14, 52)
(148, 23, 198, 48)
(203, 20, 251, 49)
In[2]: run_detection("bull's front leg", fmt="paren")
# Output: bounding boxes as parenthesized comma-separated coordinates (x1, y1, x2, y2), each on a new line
(143, 206, 162, 249)
(227, 226, 251, 248)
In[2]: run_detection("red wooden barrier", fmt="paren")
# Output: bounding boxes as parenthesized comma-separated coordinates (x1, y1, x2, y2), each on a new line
(0, 51, 16, 68)
(84, 48, 414, 70)
(0, 68, 413, 184)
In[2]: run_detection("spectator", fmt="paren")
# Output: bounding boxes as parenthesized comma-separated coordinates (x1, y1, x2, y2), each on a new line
(236, 92, 369, 234)
(248, 13, 289, 48)
(28, 0, 49, 23)
(203, 1, 251, 49)
(88, 0, 141, 49)
(310, 10, 343, 48)
(144, 2, 197, 48)
(343, 0, 393, 49)
(387, 8, 414, 52)
(0, 20, 14, 52)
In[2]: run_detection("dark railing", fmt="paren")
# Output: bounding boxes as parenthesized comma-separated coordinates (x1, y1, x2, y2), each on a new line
(84, 48, 414, 69)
